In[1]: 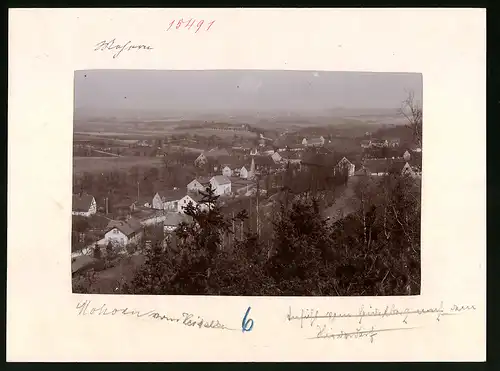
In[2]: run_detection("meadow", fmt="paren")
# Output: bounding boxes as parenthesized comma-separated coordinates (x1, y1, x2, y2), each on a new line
(73, 156, 165, 175)
(171, 127, 258, 139)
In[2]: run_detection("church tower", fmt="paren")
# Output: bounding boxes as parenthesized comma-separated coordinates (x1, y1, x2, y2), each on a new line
(248, 157, 256, 180)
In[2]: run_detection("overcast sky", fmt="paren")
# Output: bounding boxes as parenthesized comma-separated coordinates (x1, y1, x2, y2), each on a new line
(74, 70, 422, 115)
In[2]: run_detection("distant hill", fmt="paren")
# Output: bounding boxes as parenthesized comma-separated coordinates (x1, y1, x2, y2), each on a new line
(74, 106, 404, 123)
(73, 107, 409, 141)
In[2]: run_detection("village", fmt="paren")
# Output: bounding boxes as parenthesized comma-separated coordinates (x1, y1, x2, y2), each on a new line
(71, 128, 422, 287)
(70, 69, 425, 296)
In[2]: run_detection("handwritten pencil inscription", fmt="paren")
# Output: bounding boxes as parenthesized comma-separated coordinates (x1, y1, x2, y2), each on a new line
(76, 300, 233, 331)
(166, 18, 215, 33)
(94, 39, 153, 59)
(287, 302, 477, 343)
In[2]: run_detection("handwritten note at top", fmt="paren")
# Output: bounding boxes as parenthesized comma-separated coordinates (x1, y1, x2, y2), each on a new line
(94, 39, 153, 59)
(166, 19, 216, 33)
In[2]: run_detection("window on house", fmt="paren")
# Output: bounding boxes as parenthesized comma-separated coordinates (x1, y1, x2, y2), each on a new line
(114, 229, 118, 234)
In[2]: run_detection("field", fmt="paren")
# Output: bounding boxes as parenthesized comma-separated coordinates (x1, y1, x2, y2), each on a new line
(168, 145, 204, 153)
(74, 113, 406, 143)
(73, 156, 165, 175)
(75, 128, 258, 140)
(73, 133, 139, 144)
(75, 131, 164, 140)
(171, 127, 258, 139)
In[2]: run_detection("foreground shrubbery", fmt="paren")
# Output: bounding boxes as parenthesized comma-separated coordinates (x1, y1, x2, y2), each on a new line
(119, 174, 420, 296)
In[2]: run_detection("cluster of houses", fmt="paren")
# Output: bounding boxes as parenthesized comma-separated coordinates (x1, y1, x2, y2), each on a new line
(72, 138, 422, 253)
(361, 138, 401, 149)
(301, 147, 421, 179)
(194, 147, 284, 177)
(358, 149, 421, 177)
(71, 172, 259, 251)
(302, 136, 326, 148)
(205, 123, 251, 132)
(71, 195, 191, 251)
(358, 158, 414, 177)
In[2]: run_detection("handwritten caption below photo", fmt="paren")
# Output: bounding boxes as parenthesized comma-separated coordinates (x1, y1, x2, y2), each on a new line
(76, 300, 476, 343)
(287, 302, 477, 343)
(76, 300, 253, 333)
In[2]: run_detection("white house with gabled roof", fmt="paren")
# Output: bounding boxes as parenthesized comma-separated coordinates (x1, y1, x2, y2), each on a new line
(72, 194, 97, 217)
(99, 218, 144, 248)
(334, 157, 356, 177)
(187, 177, 211, 194)
(177, 194, 199, 213)
(240, 166, 249, 179)
(222, 165, 233, 177)
(210, 175, 231, 196)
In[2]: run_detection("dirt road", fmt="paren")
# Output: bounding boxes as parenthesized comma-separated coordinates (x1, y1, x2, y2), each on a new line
(322, 176, 361, 223)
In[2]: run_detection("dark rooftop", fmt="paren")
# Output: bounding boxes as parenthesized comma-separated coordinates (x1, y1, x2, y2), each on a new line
(106, 218, 143, 236)
(72, 194, 95, 212)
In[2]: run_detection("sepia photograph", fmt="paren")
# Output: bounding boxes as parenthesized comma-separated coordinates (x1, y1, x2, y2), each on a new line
(71, 69, 423, 296)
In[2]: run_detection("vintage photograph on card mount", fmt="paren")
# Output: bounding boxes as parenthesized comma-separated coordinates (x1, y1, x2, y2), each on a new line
(71, 70, 422, 296)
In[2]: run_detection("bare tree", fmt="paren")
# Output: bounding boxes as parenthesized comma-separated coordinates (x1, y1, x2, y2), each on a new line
(351, 174, 378, 248)
(399, 91, 422, 148)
